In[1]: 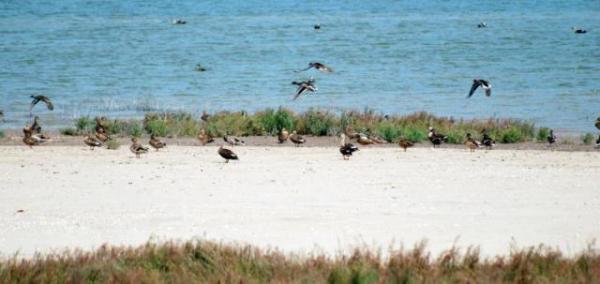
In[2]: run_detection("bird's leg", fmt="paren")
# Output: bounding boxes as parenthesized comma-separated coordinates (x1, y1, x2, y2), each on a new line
(225, 159, 229, 163)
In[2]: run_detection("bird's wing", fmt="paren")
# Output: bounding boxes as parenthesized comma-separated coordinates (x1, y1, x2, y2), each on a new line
(317, 64, 334, 73)
(292, 86, 306, 100)
(30, 97, 40, 110)
(485, 87, 491, 97)
(42, 97, 54, 110)
(467, 81, 480, 98)
(295, 65, 313, 72)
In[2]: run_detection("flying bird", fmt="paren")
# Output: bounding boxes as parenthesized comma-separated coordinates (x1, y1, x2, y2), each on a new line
(30, 95, 54, 111)
(291, 78, 318, 100)
(218, 145, 239, 163)
(339, 134, 359, 160)
(467, 79, 492, 98)
(296, 62, 334, 73)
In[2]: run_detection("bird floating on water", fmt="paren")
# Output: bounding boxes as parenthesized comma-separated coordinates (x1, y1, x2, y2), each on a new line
(291, 77, 318, 100)
(195, 64, 207, 72)
(130, 138, 149, 158)
(572, 27, 587, 34)
(278, 128, 289, 143)
(149, 134, 167, 151)
(339, 134, 359, 160)
(173, 19, 187, 25)
(289, 131, 305, 147)
(477, 22, 487, 28)
(428, 127, 448, 148)
(464, 133, 480, 152)
(296, 62, 334, 73)
(467, 79, 492, 98)
(84, 135, 103, 150)
(314, 24, 321, 30)
(218, 145, 238, 163)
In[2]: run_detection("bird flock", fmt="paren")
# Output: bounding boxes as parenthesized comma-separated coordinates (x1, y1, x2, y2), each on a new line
(5, 22, 598, 162)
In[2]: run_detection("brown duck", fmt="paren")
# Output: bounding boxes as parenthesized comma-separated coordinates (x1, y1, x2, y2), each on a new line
(149, 134, 167, 151)
(278, 128, 289, 143)
(84, 135, 103, 150)
(218, 145, 239, 163)
(130, 138, 149, 158)
(398, 138, 414, 152)
(198, 128, 214, 145)
(357, 135, 374, 146)
(289, 131, 305, 147)
(464, 133, 480, 152)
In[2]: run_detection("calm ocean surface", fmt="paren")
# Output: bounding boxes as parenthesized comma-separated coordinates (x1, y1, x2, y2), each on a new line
(1, 0, 599, 131)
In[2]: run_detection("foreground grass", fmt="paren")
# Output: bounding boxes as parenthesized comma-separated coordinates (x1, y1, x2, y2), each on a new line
(61, 108, 541, 144)
(1, 241, 598, 283)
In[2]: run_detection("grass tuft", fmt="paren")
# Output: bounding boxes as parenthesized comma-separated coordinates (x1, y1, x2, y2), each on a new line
(582, 133, 594, 145)
(105, 139, 120, 150)
(59, 127, 78, 136)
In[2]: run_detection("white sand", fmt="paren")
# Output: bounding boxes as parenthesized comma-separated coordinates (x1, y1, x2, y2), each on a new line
(1, 145, 599, 257)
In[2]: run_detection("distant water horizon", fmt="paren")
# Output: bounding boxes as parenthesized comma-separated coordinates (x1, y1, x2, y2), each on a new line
(1, 0, 599, 132)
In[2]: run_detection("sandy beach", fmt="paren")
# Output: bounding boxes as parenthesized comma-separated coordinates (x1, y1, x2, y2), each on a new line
(1, 145, 599, 258)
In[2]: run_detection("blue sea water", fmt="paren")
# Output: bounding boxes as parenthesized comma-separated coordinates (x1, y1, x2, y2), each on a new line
(1, 0, 599, 132)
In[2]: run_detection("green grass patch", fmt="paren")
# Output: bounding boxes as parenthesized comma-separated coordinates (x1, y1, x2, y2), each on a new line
(582, 133, 595, 145)
(59, 127, 78, 136)
(0, 129, 4, 138)
(105, 139, 120, 150)
(63, 109, 539, 144)
(0, 241, 597, 283)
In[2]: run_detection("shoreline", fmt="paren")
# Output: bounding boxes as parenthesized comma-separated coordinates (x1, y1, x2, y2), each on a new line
(1, 131, 598, 152)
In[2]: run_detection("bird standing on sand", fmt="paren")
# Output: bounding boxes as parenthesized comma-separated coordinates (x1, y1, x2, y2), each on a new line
(428, 127, 448, 148)
(480, 130, 496, 149)
(464, 133, 480, 152)
(291, 78, 318, 100)
(224, 135, 245, 146)
(198, 128, 213, 145)
(95, 117, 111, 142)
(289, 131, 305, 147)
(296, 62, 334, 73)
(149, 134, 167, 151)
(218, 145, 238, 163)
(398, 138, 414, 152)
(344, 126, 360, 139)
(368, 134, 387, 144)
(572, 27, 587, 34)
(22, 126, 49, 148)
(547, 129, 557, 145)
(339, 133, 359, 160)
(278, 128, 289, 143)
(357, 134, 374, 146)
(467, 79, 492, 98)
(130, 138, 149, 158)
(84, 135, 103, 150)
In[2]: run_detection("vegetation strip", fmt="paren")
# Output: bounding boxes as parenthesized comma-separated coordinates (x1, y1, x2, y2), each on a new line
(1, 241, 598, 283)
